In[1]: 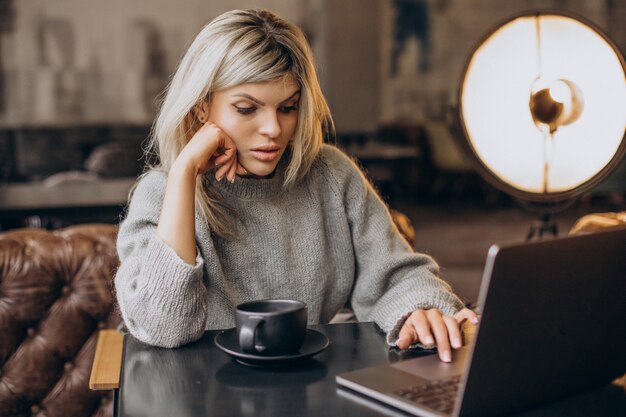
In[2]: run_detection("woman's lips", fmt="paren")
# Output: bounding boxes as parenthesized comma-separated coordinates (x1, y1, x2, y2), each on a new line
(250, 147, 280, 162)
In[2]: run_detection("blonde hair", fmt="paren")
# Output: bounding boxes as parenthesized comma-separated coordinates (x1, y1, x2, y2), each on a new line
(146, 9, 333, 237)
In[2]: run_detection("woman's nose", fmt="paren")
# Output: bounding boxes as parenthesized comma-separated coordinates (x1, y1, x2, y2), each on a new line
(258, 112, 282, 138)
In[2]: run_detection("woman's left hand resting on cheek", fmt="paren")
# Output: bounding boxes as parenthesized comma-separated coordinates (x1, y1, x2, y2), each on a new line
(396, 308, 479, 362)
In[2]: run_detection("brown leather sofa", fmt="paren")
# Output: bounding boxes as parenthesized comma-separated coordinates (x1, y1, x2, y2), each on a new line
(0, 224, 121, 417)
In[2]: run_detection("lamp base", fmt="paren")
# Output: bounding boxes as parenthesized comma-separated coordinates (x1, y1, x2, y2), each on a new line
(516, 198, 576, 240)
(526, 212, 558, 240)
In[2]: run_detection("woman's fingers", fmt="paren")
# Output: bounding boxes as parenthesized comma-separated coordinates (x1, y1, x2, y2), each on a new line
(226, 157, 238, 182)
(397, 310, 435, 350)
(425, 310, 452, 362)
(454, 308, 479, 325)
(235, 163, 247, 176)
(210, 134, 245, 182)
(214, 161, 231, 181)
(408, 310, 434, 347)
(399, 310, 452, 362)
(180, 122, 238, 176)
(397, 308, 479, 362)
(444, 315, 463, 349)
(397, 324, 417, 350)
(213, 152, 231, 166)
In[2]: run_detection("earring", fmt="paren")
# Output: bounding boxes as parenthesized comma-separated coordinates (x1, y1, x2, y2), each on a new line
(198, 115, 205, 123)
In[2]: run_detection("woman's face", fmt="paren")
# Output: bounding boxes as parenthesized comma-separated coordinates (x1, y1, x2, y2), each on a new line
(205, 74, 300, 178)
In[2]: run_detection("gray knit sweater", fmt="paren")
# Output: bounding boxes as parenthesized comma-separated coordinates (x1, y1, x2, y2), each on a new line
(115, 144, 464, 348)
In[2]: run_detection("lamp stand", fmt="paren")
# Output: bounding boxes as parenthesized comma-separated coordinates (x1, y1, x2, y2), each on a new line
(526, 212, 558, 240)
(517, 198, 576, 241)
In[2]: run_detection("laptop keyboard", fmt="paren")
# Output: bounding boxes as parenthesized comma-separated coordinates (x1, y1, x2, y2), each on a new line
(391, 375, 461, 414)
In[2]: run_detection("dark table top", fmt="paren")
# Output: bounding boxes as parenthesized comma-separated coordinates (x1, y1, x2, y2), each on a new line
(116, 322, 626, 417)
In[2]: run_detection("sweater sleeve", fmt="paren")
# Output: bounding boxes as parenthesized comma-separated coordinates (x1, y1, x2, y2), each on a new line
(322, 147, 465, 345)
(114, 171, 208, 347)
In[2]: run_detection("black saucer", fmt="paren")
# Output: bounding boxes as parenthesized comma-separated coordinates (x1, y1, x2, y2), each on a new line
(214, 328, 330, 367)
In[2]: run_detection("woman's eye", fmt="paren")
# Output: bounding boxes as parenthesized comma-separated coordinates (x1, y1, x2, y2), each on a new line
(235, 106, 256, 115)
(279, 105, 298, 114)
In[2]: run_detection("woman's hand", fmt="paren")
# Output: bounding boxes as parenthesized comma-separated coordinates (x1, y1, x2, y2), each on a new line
(157, 122, 245, 265)
(396, 308, 479, 362)
(176, 122, 246, 182)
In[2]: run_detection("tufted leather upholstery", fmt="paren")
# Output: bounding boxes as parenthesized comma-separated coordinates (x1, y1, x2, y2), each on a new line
(569, 211, 626, 235)
(0, 224, 121, 417)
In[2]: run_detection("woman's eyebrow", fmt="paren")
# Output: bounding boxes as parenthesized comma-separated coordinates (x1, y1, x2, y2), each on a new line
(281, 90, 301, 103)
(232, 93, 265, 105)
(231, 90, 301, 106)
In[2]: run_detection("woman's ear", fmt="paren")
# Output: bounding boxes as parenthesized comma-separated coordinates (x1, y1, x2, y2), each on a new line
(194, 101, 210, 124)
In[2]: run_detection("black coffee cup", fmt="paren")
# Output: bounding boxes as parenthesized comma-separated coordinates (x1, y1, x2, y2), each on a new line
(235, 299, 308, 356)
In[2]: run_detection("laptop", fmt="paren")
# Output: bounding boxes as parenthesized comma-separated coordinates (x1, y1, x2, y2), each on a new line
(336, 227, 626, 417)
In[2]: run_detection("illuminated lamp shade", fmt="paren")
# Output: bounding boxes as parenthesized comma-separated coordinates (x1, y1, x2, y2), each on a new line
(458, 11, 626, 209)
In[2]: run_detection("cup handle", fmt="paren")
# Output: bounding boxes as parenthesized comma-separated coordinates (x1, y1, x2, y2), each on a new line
(239, 316, 265, 353)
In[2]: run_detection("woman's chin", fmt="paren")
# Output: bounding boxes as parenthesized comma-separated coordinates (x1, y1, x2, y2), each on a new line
(241, 162, 279, 178)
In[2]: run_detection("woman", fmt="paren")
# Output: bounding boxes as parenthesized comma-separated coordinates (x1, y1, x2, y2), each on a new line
(115, 9, 477, 362)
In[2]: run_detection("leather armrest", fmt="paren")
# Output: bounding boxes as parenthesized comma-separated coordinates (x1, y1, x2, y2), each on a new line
(569, 211, 626, 235)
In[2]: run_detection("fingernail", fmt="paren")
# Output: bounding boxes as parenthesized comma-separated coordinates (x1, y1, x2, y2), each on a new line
(216, 175, 223, 182)
(471, 316, 479, 324)
(442, 351, 451, 362)
(229, 176, 235, 183)
(423, 336, 434, 345)
(453, 338, 462, 348)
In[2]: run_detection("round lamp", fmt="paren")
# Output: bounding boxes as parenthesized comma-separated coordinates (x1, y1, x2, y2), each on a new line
(457, 11, 626, 236)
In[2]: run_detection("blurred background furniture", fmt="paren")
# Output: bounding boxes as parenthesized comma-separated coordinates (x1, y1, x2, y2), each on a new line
(84, 142, 144, 179)
(389, 209, 415, 248)
(569, 211, 626, 235)
(339, 124, 426, 202)
(422, 121, 479, 202)
(0, 178, 134, 230)
(41, 170, 101, 187)
(0, 224, 120, 417)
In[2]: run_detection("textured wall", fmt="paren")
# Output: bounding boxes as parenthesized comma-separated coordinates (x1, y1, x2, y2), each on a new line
(0, 0, 622, 181)
(0, 0, 305, 127)
(0, 0, 621, 130)
(379, 0, 621, 125)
